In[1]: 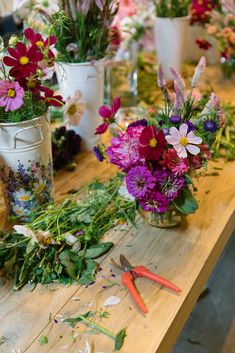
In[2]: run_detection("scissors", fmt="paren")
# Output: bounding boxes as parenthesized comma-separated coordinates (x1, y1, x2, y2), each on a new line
(110, 254, 181, 313)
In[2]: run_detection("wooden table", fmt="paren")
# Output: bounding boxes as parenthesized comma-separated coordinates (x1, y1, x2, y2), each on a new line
(0, 65, 235, 353)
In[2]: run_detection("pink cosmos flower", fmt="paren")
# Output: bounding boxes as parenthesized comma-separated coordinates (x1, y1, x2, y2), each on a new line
(95, 97, 121, 135)
(0, 80, 24, 111)
(165, 123, 202, 158)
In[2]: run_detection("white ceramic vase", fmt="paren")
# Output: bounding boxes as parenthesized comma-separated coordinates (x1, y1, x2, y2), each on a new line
(55, 60, 105, 151)
(0, 115, 53, 219)
(184, 25, 219, 65)
(154, 16, 190, 80)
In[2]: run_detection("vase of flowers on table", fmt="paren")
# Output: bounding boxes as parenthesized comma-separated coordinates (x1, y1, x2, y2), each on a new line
(205, 2, 235, 79)
(0, 28, 63, 220)
(184, 0, 220, 64)
(93, 57, 224, 228)
(153, 0, 191, 81)
(50, 0, 119, 150)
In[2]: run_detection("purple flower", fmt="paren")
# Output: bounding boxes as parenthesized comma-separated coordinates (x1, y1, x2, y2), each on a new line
(74, 230, 85, 237)
(204, 120, 218, 133)
(126, 166, 156, 198)
(169, 115, 182, 124)
(185, 121, 196, 132)
(139, 191, 169, 213)
(127, 119, 148, 129)
(155, 169, 185, 201)
(93, 146, 104, 162)
(163, 127, 169, 135)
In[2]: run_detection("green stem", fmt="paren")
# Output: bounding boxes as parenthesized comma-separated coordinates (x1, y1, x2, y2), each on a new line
(76, 314, 116, 340)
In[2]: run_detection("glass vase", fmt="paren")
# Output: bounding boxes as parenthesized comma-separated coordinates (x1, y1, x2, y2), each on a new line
(220, 56, 235, 79)
(139, 208, 183, 228)
(106, 41, 139, 107)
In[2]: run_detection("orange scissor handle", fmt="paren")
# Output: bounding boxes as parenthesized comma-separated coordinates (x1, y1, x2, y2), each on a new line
(122, 272, 148, 313)
(133, 266, 181, 293)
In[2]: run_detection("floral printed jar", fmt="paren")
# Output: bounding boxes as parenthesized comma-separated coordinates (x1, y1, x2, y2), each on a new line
(0, 115, 54, 220)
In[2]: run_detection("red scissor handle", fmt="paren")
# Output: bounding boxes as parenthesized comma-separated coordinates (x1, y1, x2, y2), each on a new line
(133, 266, 181, 293)
(122, 272, 148, 313)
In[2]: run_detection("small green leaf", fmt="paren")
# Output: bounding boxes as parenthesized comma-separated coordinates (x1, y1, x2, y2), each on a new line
(115, 328, 127, 351)
(63, 311, 95, 328)
(85, 242, 113, 259)
(173, 188, 198, 215)
(38, 335, 48, 345)
(0, 336, 5, 345)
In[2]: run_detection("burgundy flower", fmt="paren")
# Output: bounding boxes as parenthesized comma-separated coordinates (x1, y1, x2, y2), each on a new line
(161, 148, 189, 175)
(195, 38, 212, 50)
(109, 25, 122, 48)
(24, 28, 56, 59)
(3, 42, 43, 79)
(96, 97, 121, 135)
(95, 122, 109, 135)
(40, 86, 64, 107)
(139, 126, 166, 161)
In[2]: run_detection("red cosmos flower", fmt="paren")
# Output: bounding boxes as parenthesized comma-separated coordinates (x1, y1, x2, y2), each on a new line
(95, 97, 121, 135)
(195, 38, 212, 50)
(24, 28, 56, 60)
(40, 86, 64, 107)
(139, 126, 166, 161)
(3, 42, 43, 79)
(18, 78, 41, 96)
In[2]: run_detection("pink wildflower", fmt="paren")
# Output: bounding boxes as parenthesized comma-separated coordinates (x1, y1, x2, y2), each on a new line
(161, 148, 190, 175)
(0, 80, 24, 111)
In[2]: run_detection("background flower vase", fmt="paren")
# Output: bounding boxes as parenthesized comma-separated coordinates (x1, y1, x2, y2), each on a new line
(55, 60, 104, 151)
(0, 115, 54, 220)
(154, 16, 190, 80)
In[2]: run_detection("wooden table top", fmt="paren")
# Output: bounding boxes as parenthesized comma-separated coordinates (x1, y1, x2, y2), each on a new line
(0, 65, 235, 353)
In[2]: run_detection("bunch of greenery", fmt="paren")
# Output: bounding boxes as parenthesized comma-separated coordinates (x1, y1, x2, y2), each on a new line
(51, 0, 119, 63)
(153, 0, 190, 18)
(0, 177, 136, 290)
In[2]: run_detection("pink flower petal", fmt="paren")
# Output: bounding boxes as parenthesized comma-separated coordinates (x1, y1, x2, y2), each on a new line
(186, 144, 200, 155)
(179, 123, 188, 137)
(169, 126, 180, 138)
(165, 135, 178, 145)
(187, 131, 202, 144)
(177, 146, 187, 158)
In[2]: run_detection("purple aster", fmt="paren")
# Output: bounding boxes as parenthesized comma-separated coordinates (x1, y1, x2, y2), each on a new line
(154, 169, 185, 201)
(158, 120, 164, 126)
(127, 119, 148, 129)
(204, 120, 218, 133)
(93, 146, 104, 162)
(139, 191, 169, 213)
(169, 115, 182, 124)
(185, 121, 196, 132)
(126, 166, 156, 198)
(163, 127, 169, 135)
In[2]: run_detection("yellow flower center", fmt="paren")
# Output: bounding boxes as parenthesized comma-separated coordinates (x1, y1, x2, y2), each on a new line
(19, 56, 29, 65)
(27, 80, 36, 89)
(36, 40, 44, 48)
(149, 138, 157, 148)
(20, 195, 30, 201)
(67, 103, 77, 115)
(7, 88, 16, 98)
(180, 137, 188, 147)
(15, 209, 24, 215)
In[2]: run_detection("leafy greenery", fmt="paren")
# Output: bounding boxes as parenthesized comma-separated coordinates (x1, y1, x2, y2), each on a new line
(153, 0, 190, 18)
(63, 311, 126, 351)
(0, 177, 136, 290)
(38, 335, 48, 345)
(52, 1, 118, 63)
(173, 187, 198, 214)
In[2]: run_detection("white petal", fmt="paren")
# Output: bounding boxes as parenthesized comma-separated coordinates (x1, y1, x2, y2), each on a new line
(85, 340, 91, 353)
(179, 123, 188, 137)
(165, 135, 179, 145)
(187, 131, 202, 144)
(186, 144, 200, 155)
(169, 126, 180, 138)
(177, 146, 187, 158)
(13, 225, 38, 243)
(102, 295, 121, 307)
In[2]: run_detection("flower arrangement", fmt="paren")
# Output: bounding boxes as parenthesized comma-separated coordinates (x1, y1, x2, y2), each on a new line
(190, 0, 221, 25)
(94, 57, 224, 226)
(0, 28, 63, 123)
(50, 0, 119, 63)
(153, 0, 191, 18)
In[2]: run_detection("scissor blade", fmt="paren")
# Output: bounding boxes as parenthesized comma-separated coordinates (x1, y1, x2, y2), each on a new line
(120, 254, 134, 270)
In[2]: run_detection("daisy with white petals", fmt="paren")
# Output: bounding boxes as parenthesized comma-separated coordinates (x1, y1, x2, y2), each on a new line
(166, 123, 202, 158)
(35, 0, 59, 16)
(62, 90, 85, 127)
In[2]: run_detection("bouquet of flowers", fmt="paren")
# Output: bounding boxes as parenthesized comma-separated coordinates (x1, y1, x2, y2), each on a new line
(0, 28, 63, 122)
(153, 0, 190, 18)
(93, 57, 224, 226)
(190, 0, 221, 25)
(50, 0, 120, 63)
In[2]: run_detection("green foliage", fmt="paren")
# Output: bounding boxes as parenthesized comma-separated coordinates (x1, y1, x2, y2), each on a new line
(38, 335, 48, 345)
(0, 177, 136, 290)
(115, 329, 127, 351)
(153, 0, 190, 18)
(173, 187, 198, 214)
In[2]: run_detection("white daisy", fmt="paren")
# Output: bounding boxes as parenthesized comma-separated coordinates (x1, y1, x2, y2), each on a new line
(14, 188, 32, 202)
(165, 123, 202, 158)
(62, 90, 85, 126)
